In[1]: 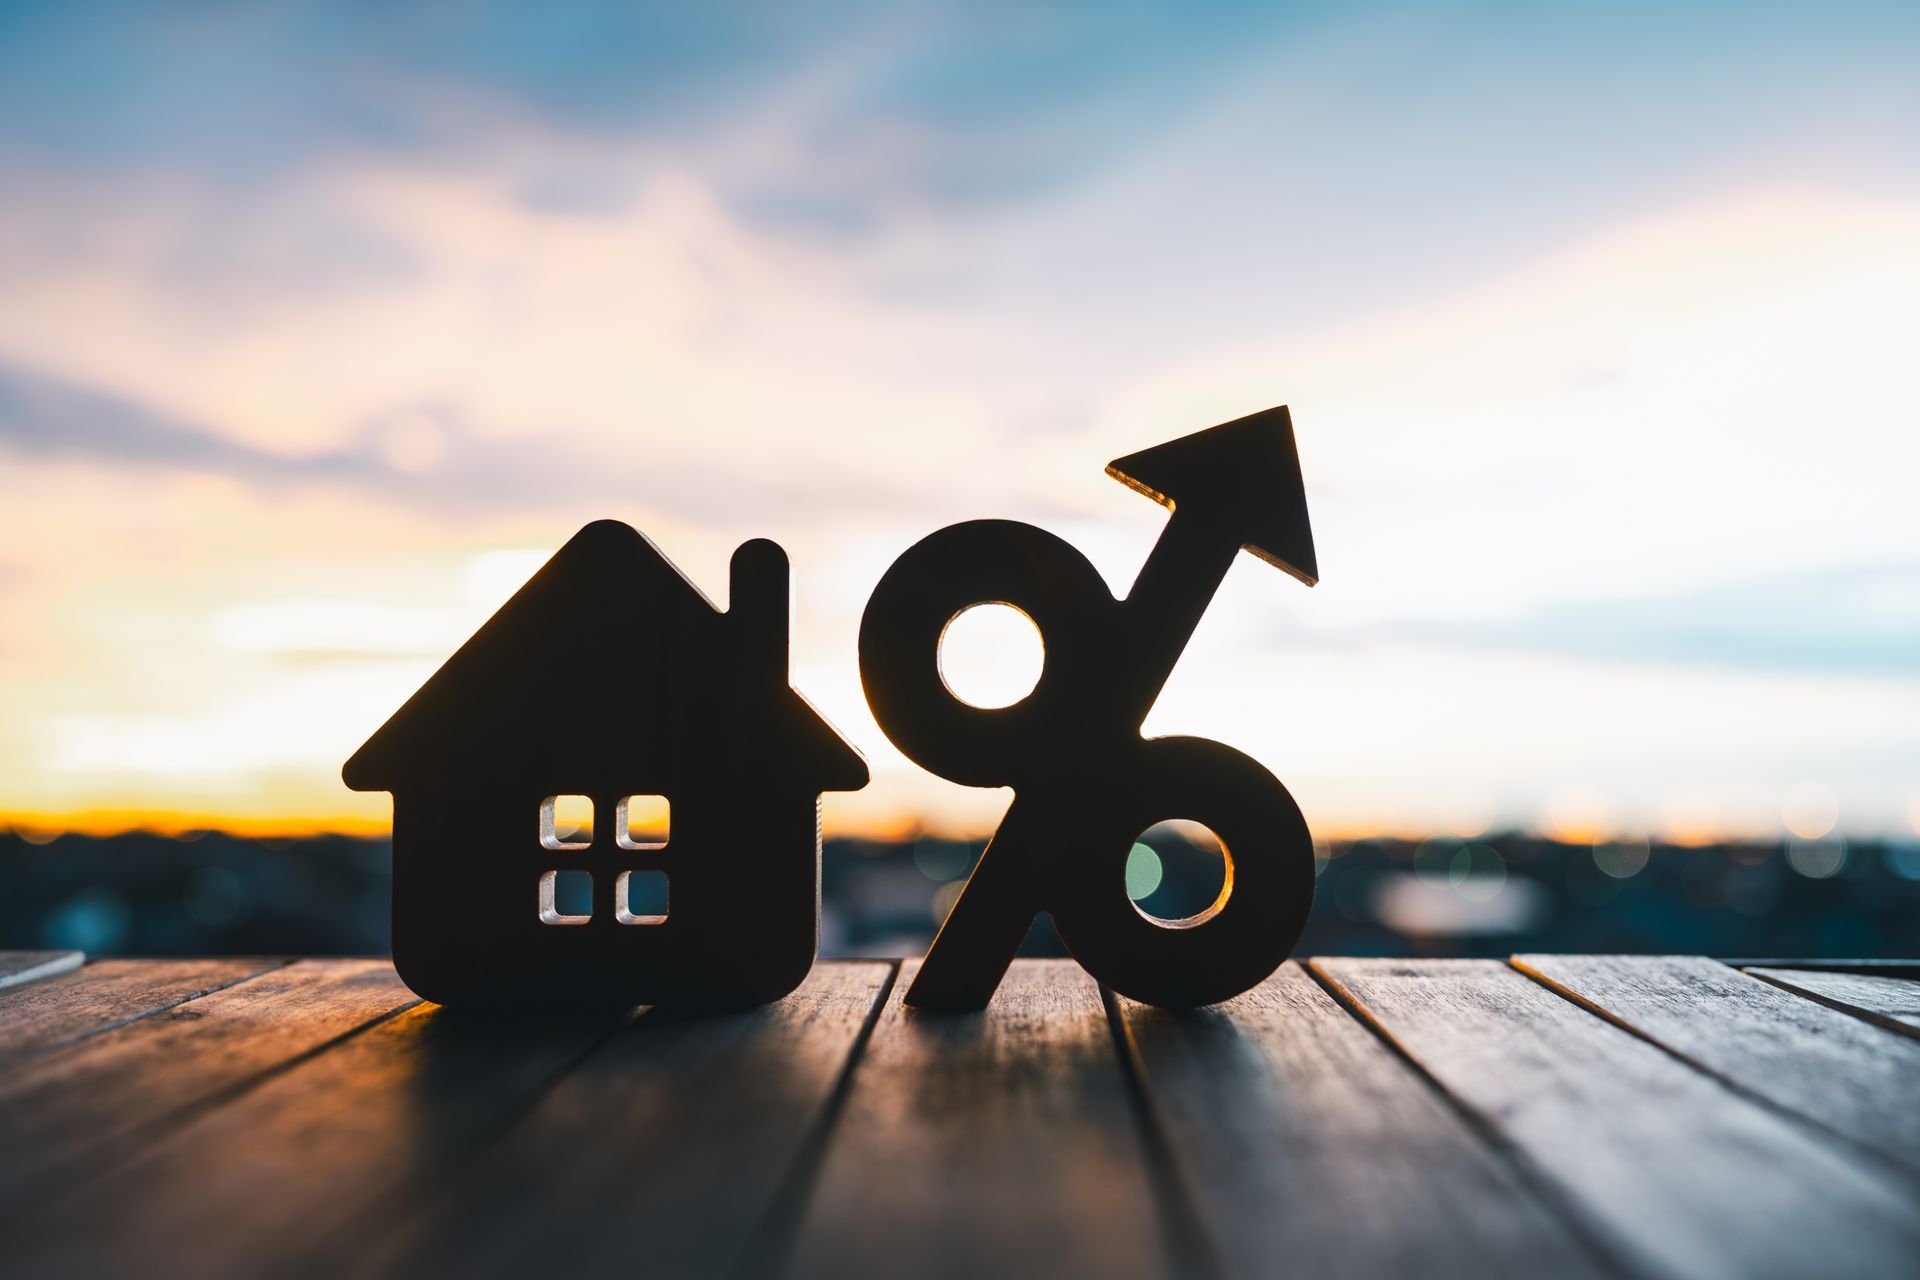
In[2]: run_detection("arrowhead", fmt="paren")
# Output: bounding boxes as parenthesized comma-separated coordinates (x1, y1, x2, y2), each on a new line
(1106, 405, 1318, 585)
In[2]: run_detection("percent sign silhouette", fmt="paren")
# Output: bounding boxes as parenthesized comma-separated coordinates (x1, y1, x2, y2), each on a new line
(860, 405, 1320, 1009)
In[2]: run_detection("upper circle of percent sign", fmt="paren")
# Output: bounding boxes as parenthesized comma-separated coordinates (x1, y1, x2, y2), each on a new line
(859, 405, 1321, 1010)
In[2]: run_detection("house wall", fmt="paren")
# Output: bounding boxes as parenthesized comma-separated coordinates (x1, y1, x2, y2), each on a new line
(390, 783, 821, 1008)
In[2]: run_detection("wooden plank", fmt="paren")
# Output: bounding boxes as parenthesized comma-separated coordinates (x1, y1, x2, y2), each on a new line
(1315, 958, 1920, 1280)
(3, 1001, 625, 1280)
(1746, 966, 1920, 1038)
(352, 960, 893, 1280)
(0, 958, 285, 1063)
(0, 951, 83, 991)
(786, 959, 1167, 1280)
(1115, 962, 1618, 1280)
(0, 958, 411, 1220)
(1514, 954, 1920, 1172)
(1721, 958, 1920, 978)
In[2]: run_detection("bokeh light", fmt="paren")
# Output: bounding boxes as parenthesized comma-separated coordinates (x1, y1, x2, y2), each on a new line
(913, 836, 974, 882)
(1415, 838, 1465, 887)
(1128, 821, 1226, 923)
(1593, 838, 1652, 879)
(1124, 843, 1163, 901)
(1440, 789, 1497, 839)
(1782, 783, 1840, 840)
(930, 879, 966, 925)
(1785, 834, 1847, 879)
(1661, 788, 1720, 846)
(1451, 845, 1507, 902)
(1546, 784, 1608, 844)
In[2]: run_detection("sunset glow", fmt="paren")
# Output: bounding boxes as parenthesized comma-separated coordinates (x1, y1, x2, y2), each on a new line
(2, 4, 1917, 842)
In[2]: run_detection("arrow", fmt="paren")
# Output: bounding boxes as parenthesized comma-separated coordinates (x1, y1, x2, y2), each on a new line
(1100, 405, 1317, 729)
(1107, 405, 1318, 584)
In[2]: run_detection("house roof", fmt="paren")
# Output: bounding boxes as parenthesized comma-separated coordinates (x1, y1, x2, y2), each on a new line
(343, 520, 867, 794)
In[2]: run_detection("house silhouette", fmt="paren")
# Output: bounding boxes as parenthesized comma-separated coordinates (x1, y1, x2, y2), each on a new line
(344, 520, 867, 1008)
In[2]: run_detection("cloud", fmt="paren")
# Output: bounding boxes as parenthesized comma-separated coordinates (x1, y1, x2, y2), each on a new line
(0, 360, 382, 482)
(0, 359, 946, 530)
(1350, 564, 1920, 678)
(4, 5, 1920, 837)
(0, 0, 1301, 220)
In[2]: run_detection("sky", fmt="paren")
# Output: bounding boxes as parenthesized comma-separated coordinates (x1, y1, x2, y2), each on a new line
(1, 1, 1918, 843)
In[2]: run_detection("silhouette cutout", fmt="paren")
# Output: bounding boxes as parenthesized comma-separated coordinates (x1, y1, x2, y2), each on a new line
(860, 406, 1318, 1010)
(344, 521, 867, 1009)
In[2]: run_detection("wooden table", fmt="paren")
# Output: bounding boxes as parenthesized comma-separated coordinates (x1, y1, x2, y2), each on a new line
(0, 951, 1916, 1280)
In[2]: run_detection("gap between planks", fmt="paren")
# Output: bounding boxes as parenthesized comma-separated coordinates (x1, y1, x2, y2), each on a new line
(0, 959, 417, 1224)
(15, 955, 1917, 1280)
(1510, 954, 1920, 1179)
(1112, 961, 1627, 1280)
(783, 959, 1168, 1280)
(1317, 956, 1920, 1280)
(4, 960, 899, 1280)
(727, 959, 900, 1280)
(1097, 983, 1226, 1280)
(1743, 966, 1920, 1040)
(0, 957, 294, 1064)
(9, 995, 633, 1279)
(348, 960, 895, 1280)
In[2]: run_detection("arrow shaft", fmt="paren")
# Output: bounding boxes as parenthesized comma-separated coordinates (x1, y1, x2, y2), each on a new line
(1110, 506, 1241, 729)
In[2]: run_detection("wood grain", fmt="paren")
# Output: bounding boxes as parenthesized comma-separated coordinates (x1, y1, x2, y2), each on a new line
(1316, 957, 1920, 1280)
(0, 958, 285, 1063)
(0, 951, 82, 992)
(786, 959, 1166, 1280)
(2, 1000, 624, 1280)
(1115, 962, 1618, 1280)
(0, 958, 411, 1220)
(1746, 967, 1920, 1038)
(11, 955, 1920, 1280)
(352, 960, 893, 1280)
(1514, 954, 1920, 1172)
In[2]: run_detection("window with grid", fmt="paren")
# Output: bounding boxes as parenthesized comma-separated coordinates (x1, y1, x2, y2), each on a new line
(536, 795, 670, 925)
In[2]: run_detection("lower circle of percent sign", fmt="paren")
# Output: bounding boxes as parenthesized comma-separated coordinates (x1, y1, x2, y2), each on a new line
(860, 405, 1321, 1010)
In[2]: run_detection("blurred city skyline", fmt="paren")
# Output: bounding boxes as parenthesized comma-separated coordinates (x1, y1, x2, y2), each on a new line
(2, 2, 1918, 842)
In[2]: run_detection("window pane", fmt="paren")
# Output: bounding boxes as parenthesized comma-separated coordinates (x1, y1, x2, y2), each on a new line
(541, 795, 593, 850)
(617, 870, 668, 925)
(617, 795, 670, 850)
(539, 869, 592, 924)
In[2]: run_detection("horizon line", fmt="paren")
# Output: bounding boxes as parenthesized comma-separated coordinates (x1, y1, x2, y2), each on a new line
(0, 810, 1901, 849)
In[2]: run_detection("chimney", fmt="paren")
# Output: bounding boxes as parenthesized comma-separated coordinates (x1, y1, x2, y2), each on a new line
(728, 538, 791, 683)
